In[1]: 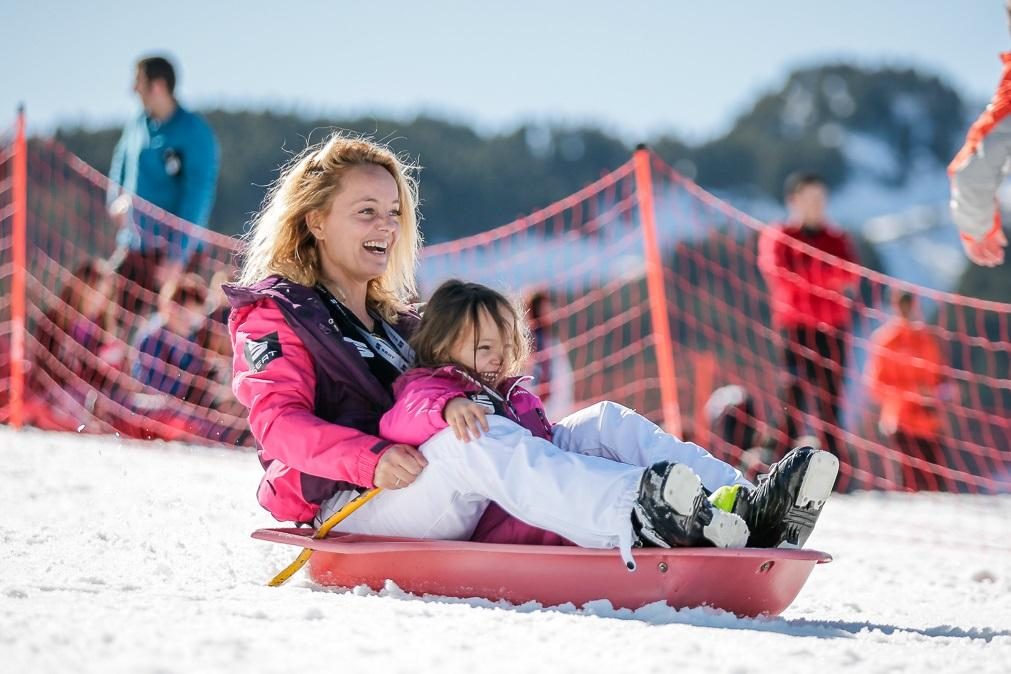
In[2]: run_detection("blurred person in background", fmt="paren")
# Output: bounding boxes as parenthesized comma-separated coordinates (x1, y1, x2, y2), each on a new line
(758, 172, 859, 465)
(948, 0, 1011, 267)
(703, 384, 776, 483)
(107, 55, 220, 302)
(193, 268, 245, 417)
(130, 273, 244, 443)
(866, 291, 953, 491)
(27, 258, 130, 432)
(194, 268, 234, 358)
(131, 273, 219, 406)
(524, 288, 574, 421)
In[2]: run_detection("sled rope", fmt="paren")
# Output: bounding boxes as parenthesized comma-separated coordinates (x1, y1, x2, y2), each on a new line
(267, 488, 381, 587)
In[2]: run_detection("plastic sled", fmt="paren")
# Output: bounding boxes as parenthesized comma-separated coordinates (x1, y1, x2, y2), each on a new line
(253, 528, 831, 617)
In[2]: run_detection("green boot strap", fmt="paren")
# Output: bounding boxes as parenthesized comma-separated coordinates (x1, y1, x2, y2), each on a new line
(708, 484, 742, 513)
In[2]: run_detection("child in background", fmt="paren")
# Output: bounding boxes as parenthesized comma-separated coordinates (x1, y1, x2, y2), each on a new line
(41, 259, 127, 379)
(379, 279, 840, 552)
(524, 288, 574, 421)
(132, 273, 214, 404)
(192, 269, 247, 424)
(195, 269, 234, 359)
(28, 258, 130, 431)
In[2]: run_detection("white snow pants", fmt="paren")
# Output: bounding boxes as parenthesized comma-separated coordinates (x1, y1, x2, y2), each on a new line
(317, 401, 752, 568)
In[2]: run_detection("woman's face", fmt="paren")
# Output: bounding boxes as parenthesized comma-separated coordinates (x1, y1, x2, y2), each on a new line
(311, 164, 402, 289)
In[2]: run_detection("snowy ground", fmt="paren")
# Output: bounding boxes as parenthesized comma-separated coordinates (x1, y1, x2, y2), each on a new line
(2, 427, 1009, 674)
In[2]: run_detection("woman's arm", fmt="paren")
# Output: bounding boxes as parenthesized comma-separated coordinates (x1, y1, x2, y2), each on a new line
(231, 300, 392, 488)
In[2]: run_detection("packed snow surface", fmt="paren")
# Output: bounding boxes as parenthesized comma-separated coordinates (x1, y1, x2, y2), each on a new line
(2, 428, 1009, 673)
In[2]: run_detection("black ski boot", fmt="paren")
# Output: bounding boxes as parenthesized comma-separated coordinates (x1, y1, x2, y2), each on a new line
(633, 462, 749, 549)
(732, 446, 839, 548)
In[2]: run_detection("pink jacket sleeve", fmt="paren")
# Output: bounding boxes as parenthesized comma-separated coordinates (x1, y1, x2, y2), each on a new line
(378, 373, 468, 447)
(230, 300, 389, 488)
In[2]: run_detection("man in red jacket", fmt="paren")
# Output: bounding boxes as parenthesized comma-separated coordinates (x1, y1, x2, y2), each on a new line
(758, 173, 858, 463)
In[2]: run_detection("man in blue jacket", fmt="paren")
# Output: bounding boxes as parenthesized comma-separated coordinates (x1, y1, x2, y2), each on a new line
(107, 55, 220, 298)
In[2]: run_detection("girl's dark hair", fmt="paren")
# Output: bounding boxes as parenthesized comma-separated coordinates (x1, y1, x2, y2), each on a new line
(411, 279, 530, 376)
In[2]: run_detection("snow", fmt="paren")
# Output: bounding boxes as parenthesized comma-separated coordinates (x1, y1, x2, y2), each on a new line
(840, 131, 903, 182)
(2, 427, 1009, 674)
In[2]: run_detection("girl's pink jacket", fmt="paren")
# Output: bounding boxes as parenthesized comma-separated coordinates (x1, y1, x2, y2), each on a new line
(380, 365, 570, 547)
(379, 365, 554, 446)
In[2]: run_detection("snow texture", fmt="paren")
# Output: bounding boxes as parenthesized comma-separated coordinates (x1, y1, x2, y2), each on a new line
(2, 427, 1009, 674)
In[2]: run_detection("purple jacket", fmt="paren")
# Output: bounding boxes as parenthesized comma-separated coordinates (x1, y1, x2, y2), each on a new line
(224, 275, 419, 523)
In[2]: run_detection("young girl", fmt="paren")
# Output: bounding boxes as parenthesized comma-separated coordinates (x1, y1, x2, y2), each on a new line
(377, 279, 840, 558)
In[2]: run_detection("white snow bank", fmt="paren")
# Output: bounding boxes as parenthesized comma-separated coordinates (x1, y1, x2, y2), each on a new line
(1, 427, 1008, 674)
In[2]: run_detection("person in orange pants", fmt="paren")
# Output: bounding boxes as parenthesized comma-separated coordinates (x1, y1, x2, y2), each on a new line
(866, 292, 952, 491)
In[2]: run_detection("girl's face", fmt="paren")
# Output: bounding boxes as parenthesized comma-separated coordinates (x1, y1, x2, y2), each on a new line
(309, 164, 401, 290)
(450, 307, 516, 387)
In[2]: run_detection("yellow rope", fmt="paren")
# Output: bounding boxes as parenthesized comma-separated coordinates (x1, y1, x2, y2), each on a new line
(267, 488, 381, 587)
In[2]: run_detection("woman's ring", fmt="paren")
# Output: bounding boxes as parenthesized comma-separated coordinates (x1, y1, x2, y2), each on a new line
(395, 478, 402, 487)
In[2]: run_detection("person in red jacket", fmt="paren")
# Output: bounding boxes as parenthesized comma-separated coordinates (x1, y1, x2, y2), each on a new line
(758, 172, 859, 462)
(866, 292, 952, 491)
(948, 2, 1011, 267)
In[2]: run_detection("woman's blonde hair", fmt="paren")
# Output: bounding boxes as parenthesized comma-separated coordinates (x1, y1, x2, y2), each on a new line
(237, 132, 422, 322)
(412, 279, 531, 379)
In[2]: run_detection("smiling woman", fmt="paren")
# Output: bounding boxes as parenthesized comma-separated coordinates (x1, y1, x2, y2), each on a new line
(306, 163, 405, 327)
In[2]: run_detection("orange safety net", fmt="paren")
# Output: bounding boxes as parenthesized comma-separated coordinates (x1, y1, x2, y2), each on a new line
(0, 133, 248, 446)
(648, 154, 1010, 493)
(1, 132, 1009, 493)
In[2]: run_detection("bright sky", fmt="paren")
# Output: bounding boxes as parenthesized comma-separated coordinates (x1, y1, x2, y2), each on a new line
(3, 1, 1007, 141)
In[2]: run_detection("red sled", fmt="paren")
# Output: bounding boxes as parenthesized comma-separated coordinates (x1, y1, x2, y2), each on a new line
(252, 528, 831, 617)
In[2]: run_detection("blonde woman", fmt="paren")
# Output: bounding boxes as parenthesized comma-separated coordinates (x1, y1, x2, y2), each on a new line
(225, 134, 837, 570)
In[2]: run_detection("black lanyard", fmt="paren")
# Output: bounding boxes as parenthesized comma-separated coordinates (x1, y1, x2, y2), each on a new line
(454, 367, 523, 424)
(315, 284, 415, 374)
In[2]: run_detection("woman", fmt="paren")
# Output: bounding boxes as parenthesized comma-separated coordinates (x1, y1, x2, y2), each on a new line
(225, 134, 838, 569)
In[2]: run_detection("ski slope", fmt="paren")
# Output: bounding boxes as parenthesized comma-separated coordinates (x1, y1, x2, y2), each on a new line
(2, 427, 1008, 674)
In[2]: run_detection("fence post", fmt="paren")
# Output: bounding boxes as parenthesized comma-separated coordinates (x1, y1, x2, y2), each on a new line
(10, 106, 27, 429)
(633, 144, 682, 437)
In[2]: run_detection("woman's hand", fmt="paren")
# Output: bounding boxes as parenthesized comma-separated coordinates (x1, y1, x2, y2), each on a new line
(444, 397, 490, 442)
(374, 444, 428, 489)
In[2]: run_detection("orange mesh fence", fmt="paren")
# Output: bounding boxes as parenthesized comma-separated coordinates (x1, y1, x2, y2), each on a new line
(421, 159, 662, 422)
(0, 134, 249, 446)
(0, 125, 14, 413)
(1, 130, 1009, 494)
(650, 154, 1010, 493)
